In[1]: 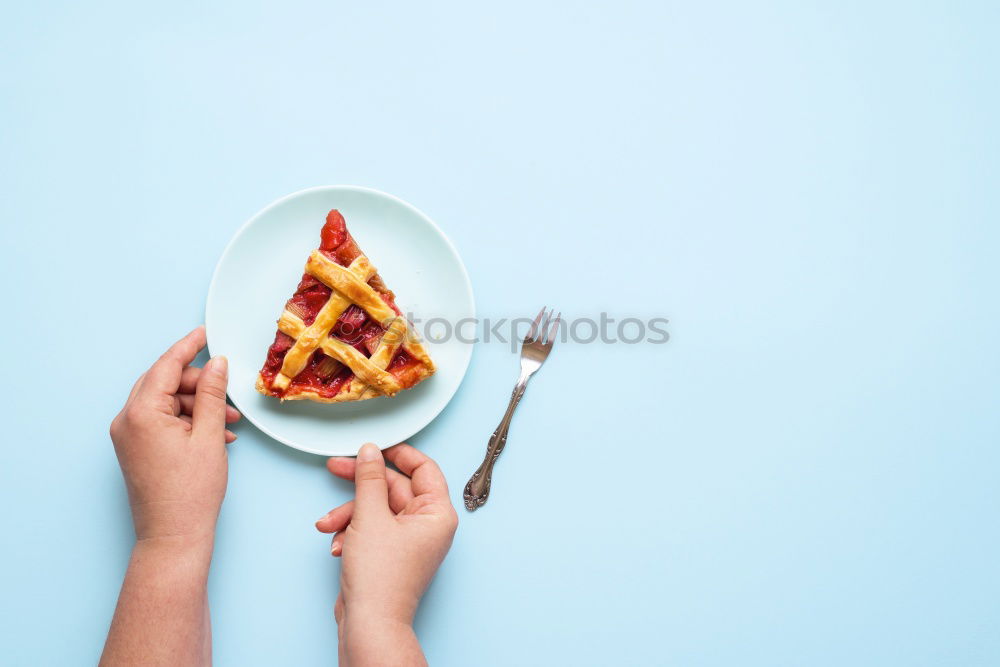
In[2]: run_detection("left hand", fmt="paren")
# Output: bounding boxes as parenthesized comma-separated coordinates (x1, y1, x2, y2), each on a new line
(109, 326, 240, 544)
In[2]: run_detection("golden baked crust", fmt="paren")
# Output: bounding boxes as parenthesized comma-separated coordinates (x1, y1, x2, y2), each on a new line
(257, 213, 435, 402)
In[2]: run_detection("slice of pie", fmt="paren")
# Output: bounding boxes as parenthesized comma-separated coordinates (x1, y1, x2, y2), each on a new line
(256, 209, 435, 402)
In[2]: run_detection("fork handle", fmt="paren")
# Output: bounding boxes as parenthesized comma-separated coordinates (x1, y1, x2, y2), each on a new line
(464, 373, 530, 511)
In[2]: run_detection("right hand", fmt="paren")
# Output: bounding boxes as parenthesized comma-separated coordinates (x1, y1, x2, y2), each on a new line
(316, 443, 458, 627)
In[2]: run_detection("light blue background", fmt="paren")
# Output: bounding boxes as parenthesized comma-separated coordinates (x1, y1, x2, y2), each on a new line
(2, 2, 998, 665)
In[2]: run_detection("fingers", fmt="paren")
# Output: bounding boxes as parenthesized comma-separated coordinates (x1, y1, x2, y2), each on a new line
(317, 445, 428, 544)
(326, 457, 414, 513)
(179, 366, 202, 394)
(178, 413, 236, 442)
(140, 327, 207, 398)
(384, 444, 450, 499)
(175, 393, 241, 423)
(316, 501, 354, 534)
(330, 531, 346, 557)
(352, 443, 390, 521)
(192, 356, 229, 443)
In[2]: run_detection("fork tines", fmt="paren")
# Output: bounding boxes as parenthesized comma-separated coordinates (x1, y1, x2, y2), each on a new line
(525, 307, 561, 345)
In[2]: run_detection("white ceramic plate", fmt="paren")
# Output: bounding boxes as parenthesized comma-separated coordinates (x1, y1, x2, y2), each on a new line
(206, 185, 475, 456)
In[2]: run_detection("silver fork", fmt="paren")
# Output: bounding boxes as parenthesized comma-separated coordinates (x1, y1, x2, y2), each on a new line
(464, 307, 560, 511)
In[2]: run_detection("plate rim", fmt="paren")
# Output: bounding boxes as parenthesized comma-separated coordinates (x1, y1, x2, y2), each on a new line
(205, 184, 476, 456)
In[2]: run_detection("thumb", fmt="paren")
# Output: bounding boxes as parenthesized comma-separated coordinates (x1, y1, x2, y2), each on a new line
(192, 355, 229, 443)
(353, 443, 390, 520)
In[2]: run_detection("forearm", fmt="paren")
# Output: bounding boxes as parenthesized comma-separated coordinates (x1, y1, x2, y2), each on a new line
(101, 536, 215, 666)
(342, 610, 426, 667)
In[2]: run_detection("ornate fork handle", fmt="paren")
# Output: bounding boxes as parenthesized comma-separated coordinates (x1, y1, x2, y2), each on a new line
(463, 372, 530, 510)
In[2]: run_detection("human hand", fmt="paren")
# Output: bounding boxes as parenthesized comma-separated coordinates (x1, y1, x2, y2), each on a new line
(316, 443, 458, 651)
(110, 326, 240, 545)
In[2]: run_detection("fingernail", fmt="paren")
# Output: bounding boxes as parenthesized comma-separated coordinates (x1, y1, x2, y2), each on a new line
(207, 355, 228, 376)
(317, 510, 333, 524)
(357, 443, 379, 462)
(331, 540, 341, 556)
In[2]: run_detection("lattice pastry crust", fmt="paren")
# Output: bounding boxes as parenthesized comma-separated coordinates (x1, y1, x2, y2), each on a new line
(256, 211, 435, 402)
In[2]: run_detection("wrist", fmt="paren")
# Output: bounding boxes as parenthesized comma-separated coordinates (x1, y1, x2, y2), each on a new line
(344, 601, 416, 629)
(133, 532, 216, 573)
(342, 607, 419, 665)
(130, 498, 220, 545)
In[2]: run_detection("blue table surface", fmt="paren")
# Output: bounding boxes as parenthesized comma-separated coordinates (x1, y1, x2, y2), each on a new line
(2, 2, 999, 665)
